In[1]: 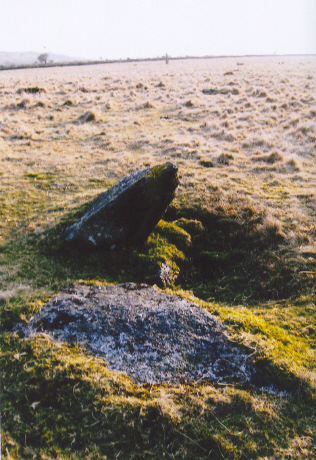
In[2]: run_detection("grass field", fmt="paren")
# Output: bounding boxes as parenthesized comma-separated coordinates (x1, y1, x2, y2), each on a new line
(1, 56, 316, 459)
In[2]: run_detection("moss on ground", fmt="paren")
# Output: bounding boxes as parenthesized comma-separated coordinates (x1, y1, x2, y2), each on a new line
(1, 333, 316, 460)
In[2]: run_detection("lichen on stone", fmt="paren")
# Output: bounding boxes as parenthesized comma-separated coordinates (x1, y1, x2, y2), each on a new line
(14, 283, 264, 386)
(63, 162, 179, 250)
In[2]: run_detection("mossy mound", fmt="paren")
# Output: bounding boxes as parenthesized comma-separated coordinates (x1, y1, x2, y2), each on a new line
(133, 222, 189, 286)
(155, 220, 191, 252)
(173, 218, 205, 237)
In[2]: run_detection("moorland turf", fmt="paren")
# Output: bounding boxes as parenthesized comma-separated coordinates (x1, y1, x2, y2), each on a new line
(1, 56, 315, 459)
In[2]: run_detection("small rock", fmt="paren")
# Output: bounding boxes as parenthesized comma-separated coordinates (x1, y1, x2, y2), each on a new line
(157, 261, 177, 287)
(217, 153, 234, 165)
(184, 100, 194, 107)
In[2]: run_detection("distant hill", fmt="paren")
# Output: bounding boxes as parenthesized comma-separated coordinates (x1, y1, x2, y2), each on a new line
(0, 51, 83, 66)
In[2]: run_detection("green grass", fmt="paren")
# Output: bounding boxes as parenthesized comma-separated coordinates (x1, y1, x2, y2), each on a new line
(2, 334, 316, 460)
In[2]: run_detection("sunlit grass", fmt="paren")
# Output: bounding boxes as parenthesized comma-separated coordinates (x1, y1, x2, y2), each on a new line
(2, 333, 316, 459)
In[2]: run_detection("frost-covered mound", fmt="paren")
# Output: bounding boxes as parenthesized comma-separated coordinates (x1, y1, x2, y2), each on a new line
(15, 283, 259, 385)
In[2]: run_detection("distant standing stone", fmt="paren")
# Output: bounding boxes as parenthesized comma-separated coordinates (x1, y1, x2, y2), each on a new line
(63, 162, 179, 249)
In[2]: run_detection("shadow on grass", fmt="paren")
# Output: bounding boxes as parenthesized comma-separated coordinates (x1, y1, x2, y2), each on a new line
(2, 333, 315, 460)
(1, 200, 314, 332)
(164, 204, 314, 303)
(42, 201, 314, 302)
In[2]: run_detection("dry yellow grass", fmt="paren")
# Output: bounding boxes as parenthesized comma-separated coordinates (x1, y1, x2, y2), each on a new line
(1, 56, 315, 218)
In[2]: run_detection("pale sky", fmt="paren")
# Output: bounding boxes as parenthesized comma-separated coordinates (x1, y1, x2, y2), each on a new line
(1, 0, 315, 60)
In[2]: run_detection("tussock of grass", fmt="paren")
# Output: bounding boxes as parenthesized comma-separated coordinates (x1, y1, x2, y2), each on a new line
(16, 87, 46, 94)
(199, 159, 214, 168)
(164, 203, 314, 303)
(138, 101, 155, 110)
(253, 151, 284, 164)
(77, 111, 98, 123)
(217, 152, 234, 164)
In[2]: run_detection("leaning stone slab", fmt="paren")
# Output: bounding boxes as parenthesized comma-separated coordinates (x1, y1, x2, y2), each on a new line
(63, 162, 179, 249)
(13, 283, 266, 386)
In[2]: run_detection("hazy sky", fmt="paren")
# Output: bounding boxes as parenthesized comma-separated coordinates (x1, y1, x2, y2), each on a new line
(1, 0, 315, 59)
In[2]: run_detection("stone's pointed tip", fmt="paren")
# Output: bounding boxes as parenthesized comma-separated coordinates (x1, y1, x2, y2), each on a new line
(165, 161, 177, 169)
